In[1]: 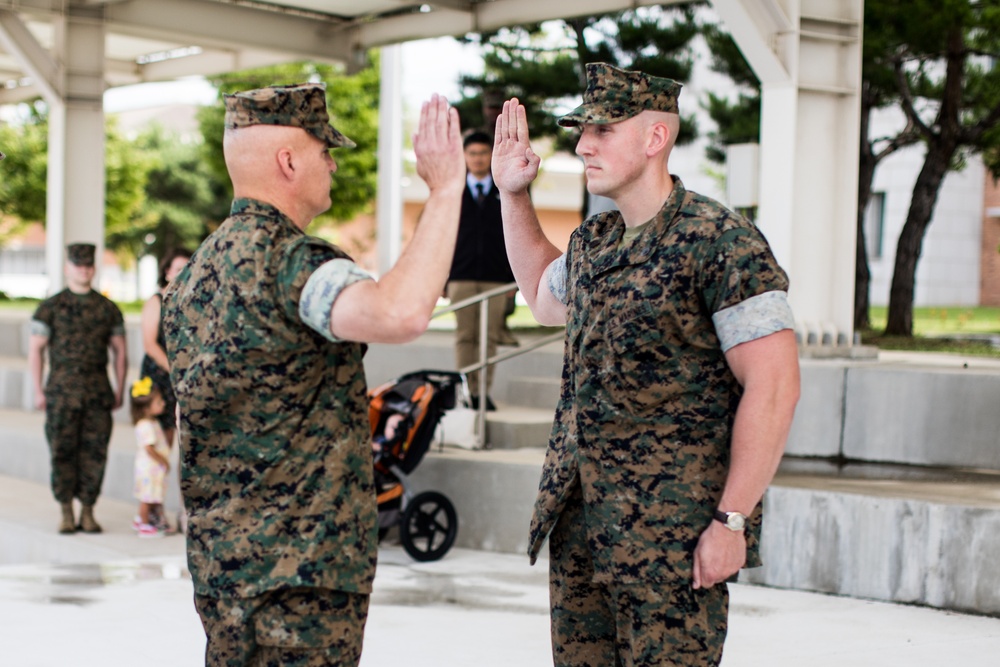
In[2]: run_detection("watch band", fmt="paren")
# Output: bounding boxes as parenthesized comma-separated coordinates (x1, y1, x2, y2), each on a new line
(713, 510, 747, 532)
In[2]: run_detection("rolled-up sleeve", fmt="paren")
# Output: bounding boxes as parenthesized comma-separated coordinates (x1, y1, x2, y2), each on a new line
(299, 258, 373, 343)
(712, 290, 795, 352)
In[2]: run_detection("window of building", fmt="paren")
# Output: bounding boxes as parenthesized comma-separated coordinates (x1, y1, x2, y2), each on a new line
(864, 192, 886, 260)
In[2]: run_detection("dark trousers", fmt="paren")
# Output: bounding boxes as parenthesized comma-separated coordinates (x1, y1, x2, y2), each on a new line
(44, 402, 112, 505)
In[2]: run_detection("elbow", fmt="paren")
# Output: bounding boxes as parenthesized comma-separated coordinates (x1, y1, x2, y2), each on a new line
(386, 307, 433, 344)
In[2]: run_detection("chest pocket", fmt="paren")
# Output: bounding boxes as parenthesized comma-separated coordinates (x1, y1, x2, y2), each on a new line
(600, 301, 665, 413)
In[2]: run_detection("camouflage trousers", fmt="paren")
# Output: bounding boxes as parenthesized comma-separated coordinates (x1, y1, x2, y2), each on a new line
(548, 487, 729, 667)
(195, 587, 369, 667)
(44, 402, 112, 505)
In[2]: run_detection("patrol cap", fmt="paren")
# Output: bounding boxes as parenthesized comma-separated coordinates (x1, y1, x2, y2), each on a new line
(67, 243, 96, 266)
(558, 62, 682, 127)
(223, 83, 356, 149)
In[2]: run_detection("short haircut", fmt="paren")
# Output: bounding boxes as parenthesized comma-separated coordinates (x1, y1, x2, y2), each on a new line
(158, 248, 193, 288)
(463, 131, 492, 149)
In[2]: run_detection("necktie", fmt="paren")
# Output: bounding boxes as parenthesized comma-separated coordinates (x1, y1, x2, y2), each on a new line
(475, 182, 486, 204)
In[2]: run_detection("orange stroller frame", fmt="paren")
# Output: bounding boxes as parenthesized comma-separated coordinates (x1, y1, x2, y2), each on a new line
(369, 370, 465, 561)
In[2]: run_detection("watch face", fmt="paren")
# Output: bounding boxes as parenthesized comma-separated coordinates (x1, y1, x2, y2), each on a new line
(727, 513, 746, 531)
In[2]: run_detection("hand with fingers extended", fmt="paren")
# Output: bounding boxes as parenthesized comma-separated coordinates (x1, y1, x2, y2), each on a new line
(413, 94, 465, 195)
(492, 97, 542, 195)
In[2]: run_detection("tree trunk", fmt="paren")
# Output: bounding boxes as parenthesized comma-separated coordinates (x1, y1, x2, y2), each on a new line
(884, 143, 954, 335)
(855, 100, 875, 331)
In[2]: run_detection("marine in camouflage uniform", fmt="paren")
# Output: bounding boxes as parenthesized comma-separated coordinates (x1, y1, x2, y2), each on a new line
(492, 64, 801, 666)
(163, 84, 467, 667)
(29, 243, 127, 534)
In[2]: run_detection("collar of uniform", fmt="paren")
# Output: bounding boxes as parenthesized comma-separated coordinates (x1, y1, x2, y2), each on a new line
(230, 197, 300, 233)
(587, 176, 686, 276)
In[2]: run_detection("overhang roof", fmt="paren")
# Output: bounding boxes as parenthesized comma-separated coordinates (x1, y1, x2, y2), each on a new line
(0, 0, 669, 105)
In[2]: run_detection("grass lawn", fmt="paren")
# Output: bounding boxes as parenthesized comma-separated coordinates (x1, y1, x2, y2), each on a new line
(4, 297, 999, 357)
(862, 306, 1000, 358)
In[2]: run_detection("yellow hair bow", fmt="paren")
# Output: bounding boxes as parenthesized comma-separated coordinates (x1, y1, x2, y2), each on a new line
(131, 376, 153, 399)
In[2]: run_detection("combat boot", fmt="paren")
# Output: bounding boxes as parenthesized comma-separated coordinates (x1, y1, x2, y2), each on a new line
(78, 505, 102, 533)
(58, 503, 76, 534)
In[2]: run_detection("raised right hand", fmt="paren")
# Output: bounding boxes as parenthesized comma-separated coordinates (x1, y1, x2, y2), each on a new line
(413, 94, 465, 195)
(492, 98, 542, 195)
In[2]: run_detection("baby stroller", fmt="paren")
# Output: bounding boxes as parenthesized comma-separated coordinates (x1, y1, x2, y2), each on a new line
(369, 370, 465, 561)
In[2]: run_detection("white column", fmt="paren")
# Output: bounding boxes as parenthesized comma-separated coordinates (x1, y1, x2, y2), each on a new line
(712, 0, 862, 343)
(376, 44, 404, 278)
(45, 8, 106, 294)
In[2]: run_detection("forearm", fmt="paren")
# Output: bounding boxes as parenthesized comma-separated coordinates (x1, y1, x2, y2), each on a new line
(718, 373, 799, 514)
(112, 339, 128, 396)
(383, 185, 464, 318)
(145, 344, 170, 373)
(27, 342, 45, 394)
(500, 191, 566, 324)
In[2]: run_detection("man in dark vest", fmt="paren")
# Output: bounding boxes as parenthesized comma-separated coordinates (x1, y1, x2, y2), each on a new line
(447, 130, 517, 410)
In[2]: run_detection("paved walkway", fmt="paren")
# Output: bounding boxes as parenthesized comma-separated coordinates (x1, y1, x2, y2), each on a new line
(1, 540, 999, 666)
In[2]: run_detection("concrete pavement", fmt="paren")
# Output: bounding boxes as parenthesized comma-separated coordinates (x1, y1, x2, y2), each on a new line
(2, 471, 999, 667)
(2, 545, 1000, 666)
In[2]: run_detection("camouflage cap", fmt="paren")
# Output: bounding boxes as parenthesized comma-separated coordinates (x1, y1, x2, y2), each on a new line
(558, 62, 682, 127)
(223, 83, 356, 149)
(67, 243, 96, 266)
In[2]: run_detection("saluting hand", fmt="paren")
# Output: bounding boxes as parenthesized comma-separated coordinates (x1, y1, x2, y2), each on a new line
(492, 98, 541, 195)
(413, 94, 465, 195)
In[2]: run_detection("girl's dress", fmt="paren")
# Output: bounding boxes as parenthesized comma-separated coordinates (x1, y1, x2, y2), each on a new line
(134, 417, 170, 503)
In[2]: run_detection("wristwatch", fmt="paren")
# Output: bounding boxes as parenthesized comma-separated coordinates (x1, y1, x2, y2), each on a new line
(714, 510, 747, 532)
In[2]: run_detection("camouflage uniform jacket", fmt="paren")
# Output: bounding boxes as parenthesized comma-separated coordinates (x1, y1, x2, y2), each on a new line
(527, 178, 789, 586)
(163, 198, 376, 599)
(31, 289, 124, 410)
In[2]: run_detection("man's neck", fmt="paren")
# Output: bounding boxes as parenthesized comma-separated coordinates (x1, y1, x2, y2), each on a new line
(615, 170, 675, 228)
(66, 283, 91, 295)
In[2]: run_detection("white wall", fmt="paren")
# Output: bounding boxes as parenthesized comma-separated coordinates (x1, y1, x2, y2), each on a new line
(866, 107, 984, 307)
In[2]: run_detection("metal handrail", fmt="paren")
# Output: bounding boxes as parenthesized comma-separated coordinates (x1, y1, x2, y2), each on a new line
(432, 281, 564, 448)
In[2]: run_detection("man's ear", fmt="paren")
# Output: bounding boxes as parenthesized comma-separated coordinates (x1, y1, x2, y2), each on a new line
(276, 147, 296, 180)
(646, 122, 671, 157)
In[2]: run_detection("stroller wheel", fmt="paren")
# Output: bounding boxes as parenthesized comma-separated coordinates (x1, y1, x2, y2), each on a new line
(400, 491, 458, 562)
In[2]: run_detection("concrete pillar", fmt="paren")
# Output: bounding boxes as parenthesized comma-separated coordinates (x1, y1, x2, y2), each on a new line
(45, 7, 107, 294)
(713, 0, 863, 343)
(376, 43, 404, 278)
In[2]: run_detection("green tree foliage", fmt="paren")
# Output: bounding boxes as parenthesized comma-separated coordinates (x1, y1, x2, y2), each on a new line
(456, 4, 703, 218)
(197, 57, 380, 226)
(700, 22, 759, 164)
(878, 0, 1000, 336)
(0, 111, 150, 257)
(105, 123, 227, 263)
(0, 108, 48, 244)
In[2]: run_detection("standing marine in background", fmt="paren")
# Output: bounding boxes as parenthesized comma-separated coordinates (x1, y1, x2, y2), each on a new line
(28, 243, 128, 534)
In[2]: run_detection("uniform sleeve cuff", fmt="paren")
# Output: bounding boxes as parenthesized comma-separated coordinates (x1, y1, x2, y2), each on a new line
(712, 291, 795, 352)
(299, 258, 373, 343)
(546, 254, 569, 305)
(30, 320, 50, 338)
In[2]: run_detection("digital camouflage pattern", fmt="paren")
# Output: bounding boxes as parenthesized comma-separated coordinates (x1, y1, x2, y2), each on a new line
(549, 486, 728, 667)
(558, 62, 682, 127)
(66, 243, 96, 265)
(32, 289, 125, 503)
(224, 83, 356, 149)
(162, 197, 377, 600)
(528, 177, 790, 588)
(195, 587, 368, 667)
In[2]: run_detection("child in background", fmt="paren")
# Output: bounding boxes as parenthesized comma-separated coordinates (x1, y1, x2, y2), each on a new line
(130, 376, 172, 538)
